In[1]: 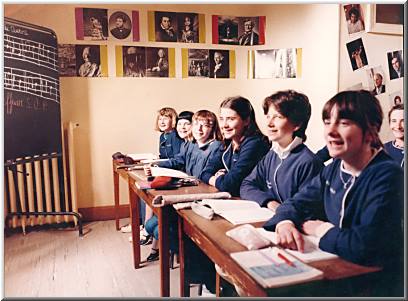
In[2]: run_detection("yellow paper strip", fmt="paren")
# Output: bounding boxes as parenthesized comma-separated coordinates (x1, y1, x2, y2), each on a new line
(199, 14, 206, 43)
(296, 48, 302, 78)
(168, 48, 175, 78)
(181, 48, 189, 78)
(229, 50, 236, 79)
(115, 46, 123, 77)
(148, 11, 155, 42)
(247, 50, 254, 79)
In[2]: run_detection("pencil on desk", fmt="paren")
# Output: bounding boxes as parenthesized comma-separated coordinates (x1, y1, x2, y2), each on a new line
(277, 251, 295, 267)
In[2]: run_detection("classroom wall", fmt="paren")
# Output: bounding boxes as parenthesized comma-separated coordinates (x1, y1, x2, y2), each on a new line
(4, 4, 340, 209)
(338, 4, 404, 142)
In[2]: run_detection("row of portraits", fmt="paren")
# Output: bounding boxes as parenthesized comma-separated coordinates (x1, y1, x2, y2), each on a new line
(58, 44, 301, 79)
(75, 7, 266, 45)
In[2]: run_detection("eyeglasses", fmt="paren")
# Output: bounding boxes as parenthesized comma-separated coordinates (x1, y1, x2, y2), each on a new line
(193, 120, 213, 128)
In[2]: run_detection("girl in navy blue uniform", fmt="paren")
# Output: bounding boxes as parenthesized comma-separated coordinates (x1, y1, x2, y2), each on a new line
(384, 104, 404, 167)
(144, 110, 223, 262)
(264, 90, 403, 296)
(200, 96, 270, 196)
(240, 90, 324, 211)
(176, 110, 194, 143)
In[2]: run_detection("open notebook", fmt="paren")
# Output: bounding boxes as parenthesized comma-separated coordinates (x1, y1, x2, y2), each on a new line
(199, 199, 275, 225)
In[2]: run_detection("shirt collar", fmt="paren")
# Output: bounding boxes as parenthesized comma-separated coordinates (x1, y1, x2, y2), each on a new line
(271, 136, 303, 159)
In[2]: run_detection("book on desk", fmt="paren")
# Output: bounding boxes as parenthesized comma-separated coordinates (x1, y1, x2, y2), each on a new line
(230, 247, 324, 289)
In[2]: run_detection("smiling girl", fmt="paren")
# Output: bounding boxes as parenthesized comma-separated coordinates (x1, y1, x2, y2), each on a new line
(384, 104, 404, 167)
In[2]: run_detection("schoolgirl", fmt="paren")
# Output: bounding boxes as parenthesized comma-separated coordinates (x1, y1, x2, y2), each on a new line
(240, 90, 324, 210)
(200, 96, 270, 196)
(384, 104, 404, 167)
(176, 110, 194, 143)
(263, 90, 403, 295)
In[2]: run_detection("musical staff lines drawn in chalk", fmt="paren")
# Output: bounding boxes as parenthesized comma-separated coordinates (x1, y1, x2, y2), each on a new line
(4, 33, 58, 72)
(4, 67, 60, 103)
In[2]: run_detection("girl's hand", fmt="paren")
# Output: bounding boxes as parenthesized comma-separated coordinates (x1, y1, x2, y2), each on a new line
(276, 223, 304, 252)
(302, 220, 324, 236)
(266, 200, 280, 212)
(214, 169, 226, 178)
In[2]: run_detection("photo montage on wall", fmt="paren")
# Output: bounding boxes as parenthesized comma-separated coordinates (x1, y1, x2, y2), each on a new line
(346, 38, 368, 71)
(181, 48, 236, 79)
(115, 46, 175, 78)
(251, 48, 301, 79)
(58, 44, 108, 77)
(387, 50, 404, 80)
(212, 15, 265, 45)
(343, 4, 365, 35)
(389, 90, 403, 107)
(366, 65, 386, 96)
(148, 11, 205, 43)
(75, 7, 140, 41)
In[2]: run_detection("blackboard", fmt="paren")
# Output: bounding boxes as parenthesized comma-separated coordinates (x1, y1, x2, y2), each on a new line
(4, 17, 62, 162)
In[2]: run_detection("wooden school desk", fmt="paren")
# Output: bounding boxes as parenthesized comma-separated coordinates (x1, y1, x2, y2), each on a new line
(112, 159, 130, 231)
(126, 170, 218, 297)
(177, 209, 382, 297)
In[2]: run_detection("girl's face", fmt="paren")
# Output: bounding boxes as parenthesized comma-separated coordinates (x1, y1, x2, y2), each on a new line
(324, 106, 369, 163)
(192, 118, 213, 144)
(389, 109, 404, 141)
(266, 104, 299, 148)
(176, 119, 192, 140)
(158, 115, 173, 132)
(219, 108, 248, 141)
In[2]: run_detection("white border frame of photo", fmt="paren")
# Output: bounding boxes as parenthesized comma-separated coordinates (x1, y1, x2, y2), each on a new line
(365, 4, 403, 36)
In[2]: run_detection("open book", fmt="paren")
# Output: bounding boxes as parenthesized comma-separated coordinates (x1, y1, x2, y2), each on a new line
(150, 166, 192, 179)
(256, 228, 338, 262)
(127, 153, 158, 162)
(230, 247, 324, 289)
(199, 199, 275, 225)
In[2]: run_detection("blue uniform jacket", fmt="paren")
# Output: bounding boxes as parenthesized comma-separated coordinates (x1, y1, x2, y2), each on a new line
(384, 141, 404, 167)
(240, 143, 324, 207)
(263, 150, 403, 267)
(158, 140, 223, 178)
(159, 130, 184, 159)
(200, 135, 270, 196)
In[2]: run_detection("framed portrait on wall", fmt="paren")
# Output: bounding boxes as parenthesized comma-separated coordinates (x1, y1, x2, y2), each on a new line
(366, 4, 403, 35)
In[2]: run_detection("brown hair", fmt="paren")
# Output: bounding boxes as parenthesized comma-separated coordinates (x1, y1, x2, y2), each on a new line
(154, 107, 177, 132)
(191, 110, 223, 142)
(322, 90, 383, 149)
(388, 103, 404, 123)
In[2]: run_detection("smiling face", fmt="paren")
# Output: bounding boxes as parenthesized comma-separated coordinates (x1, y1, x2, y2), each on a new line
(158, 115, 173, 132)
(389, 109, 404, 142)
(176, 119, 192, 140)
(266, 104, 299, 149)
(192, 118, 213, 144)
(219, 107, 248, 142)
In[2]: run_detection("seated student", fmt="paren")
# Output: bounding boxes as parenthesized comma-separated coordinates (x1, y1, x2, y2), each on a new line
(200, 96, 270, 196)
(384, 104, 404, 167)
(263, 90, 403, 296)
(240, 90, 324, 211)
(143, 110, 223, 262)
(176, 111, 194, 143)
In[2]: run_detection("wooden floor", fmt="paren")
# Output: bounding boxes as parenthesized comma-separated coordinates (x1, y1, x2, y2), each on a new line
(4, 219, 201, 298)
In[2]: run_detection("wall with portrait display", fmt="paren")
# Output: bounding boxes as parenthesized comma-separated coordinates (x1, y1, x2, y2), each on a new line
(5, 4, 342, 210)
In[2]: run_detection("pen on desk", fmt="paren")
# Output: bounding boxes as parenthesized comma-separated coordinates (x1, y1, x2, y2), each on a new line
(277, 252, 295, 267)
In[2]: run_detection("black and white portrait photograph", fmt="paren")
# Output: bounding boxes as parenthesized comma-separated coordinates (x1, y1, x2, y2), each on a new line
(346, 38, 368, 71)
(82, 8, 108, 41)
(75, 45, 101, 77)
(188, 49, 209, 77)
(389, 90, 403, 107)
(209, 50, 229, 78)
(122, 46, 145, 77)
(218, 16, 239, 45)
(387, 50, 403, 80)
(366, 66, 386, 96)
(237, 17, 260, 45)
(145, 47, 169, 77)
(58, 44, 76, 77)
(154, 11, 177, 42)
(109, 11, 132, 40)
(254, 48, 297, 79)
(177, 13, 199, 43)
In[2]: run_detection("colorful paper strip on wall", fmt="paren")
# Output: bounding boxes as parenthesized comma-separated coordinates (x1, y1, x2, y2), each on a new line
(212, 15, 266, 45)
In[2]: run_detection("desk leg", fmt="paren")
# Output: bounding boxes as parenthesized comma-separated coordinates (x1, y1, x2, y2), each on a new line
(128, 179, 141, 269)
(178, 215, 190, 297)
(113, 165, 120, 231)
(158, 206, 170, 297)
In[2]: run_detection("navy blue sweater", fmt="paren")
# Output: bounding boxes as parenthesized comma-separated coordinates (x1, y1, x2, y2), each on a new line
(159, 130, 184, 159)
(240, 143, 324, 207)
(384, 141, 404, 167)
(158, 140, 222, 178)
(200, 135, 270, 196)
(263, 150, 403, 267)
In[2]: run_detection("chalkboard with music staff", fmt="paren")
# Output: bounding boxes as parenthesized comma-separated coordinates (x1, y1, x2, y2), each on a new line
(4, 17, 62, 162)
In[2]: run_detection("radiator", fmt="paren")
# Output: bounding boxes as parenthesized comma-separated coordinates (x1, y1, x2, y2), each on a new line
(4, 122, 82, 235)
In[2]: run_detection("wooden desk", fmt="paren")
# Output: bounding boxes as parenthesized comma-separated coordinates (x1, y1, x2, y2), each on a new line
(177, 209, 382, 297)
(112, 159, 130, 231)
(126, 170, 218, 297)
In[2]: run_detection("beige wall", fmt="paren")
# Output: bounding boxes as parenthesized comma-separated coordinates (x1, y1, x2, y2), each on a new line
(338, 4, 404, 142)
(5, 4, 341, 208)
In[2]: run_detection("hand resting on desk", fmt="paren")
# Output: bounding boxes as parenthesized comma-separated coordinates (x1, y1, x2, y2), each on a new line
(276, 222, 304, 252)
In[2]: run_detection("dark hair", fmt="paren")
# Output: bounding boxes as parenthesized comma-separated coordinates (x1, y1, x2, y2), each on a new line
(349, 7, 360, 19)
(116, 15, 126, 22)
(177, 111, 194, 123)
(322, 90, 383, 149)
(262, 90, 311, 141)
(220, 96, 266, 140)
(388, 103, 404, 122)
